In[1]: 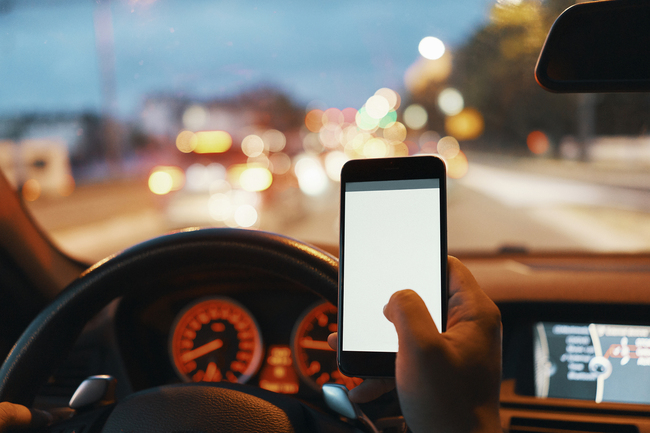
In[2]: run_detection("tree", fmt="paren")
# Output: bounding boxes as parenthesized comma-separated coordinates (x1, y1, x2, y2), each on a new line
(450, 0, 577, 151)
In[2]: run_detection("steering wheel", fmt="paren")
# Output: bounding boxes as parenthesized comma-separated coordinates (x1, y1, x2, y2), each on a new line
(0, 228, 357, 432)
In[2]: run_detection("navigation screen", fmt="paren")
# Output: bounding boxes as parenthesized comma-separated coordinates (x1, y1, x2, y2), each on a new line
(534, 322, 650, 404)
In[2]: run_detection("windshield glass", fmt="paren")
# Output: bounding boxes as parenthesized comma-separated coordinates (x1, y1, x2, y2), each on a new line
(2, 0, 649, 262)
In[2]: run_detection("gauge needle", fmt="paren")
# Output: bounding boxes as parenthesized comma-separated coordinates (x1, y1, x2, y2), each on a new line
(300, 339, 334, 351)
(181, 339, 223, 363)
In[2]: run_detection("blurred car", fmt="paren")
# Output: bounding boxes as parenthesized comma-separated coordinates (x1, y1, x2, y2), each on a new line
(2, 0, 650, 431)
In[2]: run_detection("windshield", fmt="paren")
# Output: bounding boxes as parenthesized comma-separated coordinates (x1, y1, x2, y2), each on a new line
(2, 0, 649, 262)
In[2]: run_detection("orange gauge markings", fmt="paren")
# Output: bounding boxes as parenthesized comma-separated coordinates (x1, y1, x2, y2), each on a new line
(292, 301, 362, 391)
(170, 297, 263, 384)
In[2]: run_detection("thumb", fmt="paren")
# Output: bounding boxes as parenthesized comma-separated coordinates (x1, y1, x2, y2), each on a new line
(383, 290, 439, 350)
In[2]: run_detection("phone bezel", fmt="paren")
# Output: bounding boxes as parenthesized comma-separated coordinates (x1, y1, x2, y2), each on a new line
(337, 155, 449, 378)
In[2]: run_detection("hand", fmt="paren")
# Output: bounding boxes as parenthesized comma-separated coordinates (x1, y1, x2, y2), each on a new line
(0, 402, 51, 433)
(329, 256, 502, 433)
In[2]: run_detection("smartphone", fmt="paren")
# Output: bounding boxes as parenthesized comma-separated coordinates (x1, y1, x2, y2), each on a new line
(337, 155, 448, 377)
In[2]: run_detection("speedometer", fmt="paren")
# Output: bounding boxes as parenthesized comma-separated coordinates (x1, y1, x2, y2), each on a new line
(169, 297, 263, 384)
(292, 301, 362, 390)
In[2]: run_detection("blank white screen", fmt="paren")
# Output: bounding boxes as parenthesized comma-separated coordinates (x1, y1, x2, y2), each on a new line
(342, 182, 442, 353)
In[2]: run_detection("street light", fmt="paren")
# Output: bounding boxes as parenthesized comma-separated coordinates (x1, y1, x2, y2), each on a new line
(418, 36, 445, 60)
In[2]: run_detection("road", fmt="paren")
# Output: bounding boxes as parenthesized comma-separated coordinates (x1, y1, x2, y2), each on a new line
(24, 154, 650, 263)
(450, 162, 650, 253)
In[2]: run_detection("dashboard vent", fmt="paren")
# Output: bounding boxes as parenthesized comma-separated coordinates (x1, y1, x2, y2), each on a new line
(509, 417, 639, 433)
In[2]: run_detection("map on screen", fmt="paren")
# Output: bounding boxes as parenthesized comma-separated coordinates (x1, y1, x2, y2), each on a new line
(534, 322, 650, 404)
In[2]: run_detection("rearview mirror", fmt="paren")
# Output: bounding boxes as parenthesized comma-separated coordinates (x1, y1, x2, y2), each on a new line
(535, 0, 650, 93)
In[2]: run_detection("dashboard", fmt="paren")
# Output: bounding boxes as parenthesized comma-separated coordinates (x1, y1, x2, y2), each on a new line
(470, 255, 650, 432)
(31, 253, 650, 432)
(112, 268, 361, 404)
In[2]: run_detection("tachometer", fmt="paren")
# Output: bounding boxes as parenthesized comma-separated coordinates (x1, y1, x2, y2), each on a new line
(169, 297, 263, 384)
(292, 301, 362, 390)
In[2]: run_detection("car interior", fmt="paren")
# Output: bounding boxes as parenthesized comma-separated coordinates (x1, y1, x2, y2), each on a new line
(2, 0, 650, 432)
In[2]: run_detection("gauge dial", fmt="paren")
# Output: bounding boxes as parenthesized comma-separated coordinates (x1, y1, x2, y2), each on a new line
(292, 301, 362, 390)
(169, 297, 263, 384)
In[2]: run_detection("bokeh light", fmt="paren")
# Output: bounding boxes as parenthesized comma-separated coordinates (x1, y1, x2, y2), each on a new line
(167, 167, 185, 190)
(393, 142, 410, 156)
(446, 150, 469, 179)
(269, 152, 292, 174)
(303, 133, 324, 154)
(148, 166, 185, 195)
(234, 205, 258, 228)
(403, 104, 428, 130)
(148, 171, 173, 195)
(208, 193, 233, 221)
(375, 88, 400, 110)
(22, 179, 41, 201)
(419, 131, 440, 154)
(527, 131, 550, 155)
(182, 105, 208, 130)
(186, 163, 226, 191)
(437, 136, 460, 160)
(242, 135, 265, 157)
(418, 36, 445, 60)
(438, 88, 464, 116)
(404, 54, 453, 94)
(363, 138, 389, 158)
(356, 107, 380, 131)
(294, 155, 329, 196)
(325, 151, 349, 181)
(384, 122, 407, 143)
(319, 123, 343, 149)
(341, 108, 358, 124)
(227, 164, 248, 188)
(176, 130, 198, 153)
(207, 163, 227, 182)
(248, 154, 271, 169)
(305, 109, 324, 132)
(365, 95, 390, 119)
(240, 167, 273, 192)
(378, 111, 398, 128)
(208, 187, 260, 226)
(341, 125, 361, 145)
(194, 131, 232, 153)
(186, 164, 208, 191)
(344, 131, 372, 158)
(444, 108, 484, 140)
(263, 129, 287, 152)
(322, 108, 342, 125)
(209, 179, 231, 195)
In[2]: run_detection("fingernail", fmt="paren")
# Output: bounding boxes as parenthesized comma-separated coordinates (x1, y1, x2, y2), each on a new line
(31, 408, 53, 426)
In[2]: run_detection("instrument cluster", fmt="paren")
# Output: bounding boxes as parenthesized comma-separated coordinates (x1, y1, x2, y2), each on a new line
(110, 261, 365, 399)
(166, 296, 361, 395)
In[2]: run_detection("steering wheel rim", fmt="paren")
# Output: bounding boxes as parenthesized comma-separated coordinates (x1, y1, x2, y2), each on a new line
(0, 228, 339, 407)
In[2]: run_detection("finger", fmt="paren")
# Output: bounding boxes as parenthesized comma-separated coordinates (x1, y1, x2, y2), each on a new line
(29, 408, 54, 428)
(327, 332, 337, 351)
(448, 256, 481, 296)
(383, 290, 439, 348)
(48, 407, 75, 424)
(347, 378, 395, 403)
(0, 402, 52, 432)
(446, 256, 501, 330)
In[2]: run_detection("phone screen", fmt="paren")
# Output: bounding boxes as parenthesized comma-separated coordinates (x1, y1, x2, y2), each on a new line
(341, 178, 443, 353)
